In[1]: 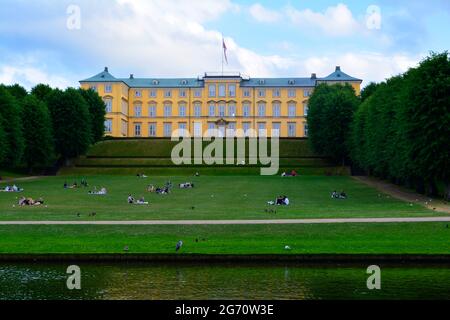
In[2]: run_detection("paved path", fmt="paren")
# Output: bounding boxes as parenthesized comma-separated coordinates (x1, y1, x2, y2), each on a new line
(353, 176, 450, 214)
(1, 217, 450, 225)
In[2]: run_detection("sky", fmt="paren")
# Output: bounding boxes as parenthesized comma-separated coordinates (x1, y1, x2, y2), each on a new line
(0, 0, 449, 89)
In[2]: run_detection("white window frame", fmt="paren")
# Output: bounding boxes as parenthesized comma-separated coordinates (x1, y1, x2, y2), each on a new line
(164, 104, 172, 117)
(104, 119, 112, 133)
(134, 123, 142, 137)
(148, 104, 156, 118)
(134, 105, 142, 117)
(258, 103, 266, 117)
(148, 123, 157, 137)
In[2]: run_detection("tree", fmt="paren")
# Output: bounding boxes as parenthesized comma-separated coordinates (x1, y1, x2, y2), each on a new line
(307, 83, 360, 164)
(6, 84, 28, 100)
(360, 82, 380, 102)
(79, 88, 106, 143)
(0, 114, 7, 165)
(31, 84, 54, 101)
(46, 88, 92, 160)
(0, 85, 25, 167)
(403, 52, 450, 198)
(21, 95, 55, 171)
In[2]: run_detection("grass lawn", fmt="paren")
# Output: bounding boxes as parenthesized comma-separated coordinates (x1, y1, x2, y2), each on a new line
(0, 222, 449, 254)
(0, 175, 441, 221)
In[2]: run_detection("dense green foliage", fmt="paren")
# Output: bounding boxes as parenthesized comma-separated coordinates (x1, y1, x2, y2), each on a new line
(349, 52, 450, 199)
(47, 88, 93, 159)
(0, 86, 25, 167)
(0, 83, 105, 172)
(306, 52, 449, 199)
(21, 95, 55, 170)
(79, 88, 106, 143)
(307, 83, 360, 164)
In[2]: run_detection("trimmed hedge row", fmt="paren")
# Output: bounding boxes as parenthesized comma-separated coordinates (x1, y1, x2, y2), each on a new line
(87, 138, 322, 158)
(75, 157, 333, 168)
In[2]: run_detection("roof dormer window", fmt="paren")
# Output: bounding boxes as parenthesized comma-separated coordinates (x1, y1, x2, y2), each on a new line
(181, 80, 188, 85)
(152, 80, 159, 85)
(288, 79, 295, 85)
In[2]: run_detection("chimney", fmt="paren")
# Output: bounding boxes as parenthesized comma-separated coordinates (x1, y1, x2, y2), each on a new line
(130, 74, 134, 79)
(335, 66, 341, 72)
(311, 73, 317, 79)
(104, 67, 109, 72)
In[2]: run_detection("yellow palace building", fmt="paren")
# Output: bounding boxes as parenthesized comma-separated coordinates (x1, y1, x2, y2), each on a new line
(80, 67, 362, 138)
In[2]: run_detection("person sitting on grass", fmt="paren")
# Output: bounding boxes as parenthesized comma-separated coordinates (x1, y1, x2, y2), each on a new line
(331, 190, 338, 199)
(147, 184, 155, 193)
(273, 195, 289, 206)
(81, 178, 88, 187)
(64, 181, 68, 189)
(340, 191, 347, 199)
(127, 194, 135, 204)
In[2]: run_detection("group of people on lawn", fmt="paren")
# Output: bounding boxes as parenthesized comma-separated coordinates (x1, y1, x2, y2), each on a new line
(18, 196, 44, 206)
(1, 184, 23, 192)
(64, 178, 88, 189)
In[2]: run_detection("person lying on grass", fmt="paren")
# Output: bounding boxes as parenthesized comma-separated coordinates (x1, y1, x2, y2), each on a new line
(127, 194, 148, 205)
(137, 173, 148, 178)
(136, 197, 149, 205)
(88, 187, 107, 195)
(179, 182, 194, 189)
(281, 170, 298, 177)
(331, 190, 347, 199)
(155, 186, 170, 194)
(18, 197, 44, 206)
(1, 185, 23, 192)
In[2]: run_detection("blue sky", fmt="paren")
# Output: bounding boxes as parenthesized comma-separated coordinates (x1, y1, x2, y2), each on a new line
(0, 0, 448, 89)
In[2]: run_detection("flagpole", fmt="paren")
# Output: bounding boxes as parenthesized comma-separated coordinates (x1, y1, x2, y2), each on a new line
(221, 35, 224, 75)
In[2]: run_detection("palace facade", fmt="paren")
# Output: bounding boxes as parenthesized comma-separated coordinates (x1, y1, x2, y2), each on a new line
(79, 67, 362, 138)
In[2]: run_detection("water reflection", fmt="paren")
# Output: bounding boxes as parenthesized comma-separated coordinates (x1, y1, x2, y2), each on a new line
(0, 262, 449, 300)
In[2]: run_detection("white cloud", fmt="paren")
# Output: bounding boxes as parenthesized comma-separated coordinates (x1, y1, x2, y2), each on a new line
(302, 52, 422, 86)
(249, 3, 281, 23)
(285, 3, 362, 37)
(0, 0, 424, 89)
(0, 65, 73, 90)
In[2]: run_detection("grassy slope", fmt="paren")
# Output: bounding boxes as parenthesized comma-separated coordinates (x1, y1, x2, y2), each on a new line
(0, 223, 449, 254)
(0, 175, 439, 221)
(87, 138, 320, 158)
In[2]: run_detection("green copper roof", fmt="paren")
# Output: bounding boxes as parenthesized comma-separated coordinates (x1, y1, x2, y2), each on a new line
(80, 67, 361, 88)
(319, 66, 362, 82)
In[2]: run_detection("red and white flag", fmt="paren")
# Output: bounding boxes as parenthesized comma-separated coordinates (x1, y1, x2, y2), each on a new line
(222, 37, 228, 65)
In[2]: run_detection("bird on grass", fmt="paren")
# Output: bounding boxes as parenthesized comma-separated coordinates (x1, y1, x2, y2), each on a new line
(176, 240, 183, 252)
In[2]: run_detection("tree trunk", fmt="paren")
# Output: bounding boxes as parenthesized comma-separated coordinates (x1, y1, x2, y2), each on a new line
(445, 181, 450, 202)
(425, 179, 438, 197)
(415, 178, 425, 195)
